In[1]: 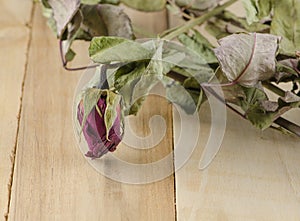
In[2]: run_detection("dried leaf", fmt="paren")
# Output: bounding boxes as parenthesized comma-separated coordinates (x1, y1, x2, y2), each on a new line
(97, 4, 134, 39)
(275, 59, 299, 81)
(280, 91, 300, 103)
(48, 0, 80, 37)
(214, 33, 280, 86)
(260, 100, 279, 112)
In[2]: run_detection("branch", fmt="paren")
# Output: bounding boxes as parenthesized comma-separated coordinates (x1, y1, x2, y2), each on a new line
(162, 0, 238, 40)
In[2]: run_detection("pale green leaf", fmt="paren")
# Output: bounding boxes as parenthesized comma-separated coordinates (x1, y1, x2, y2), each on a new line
(178, 30, 217, 64)
(114, 62, 147, 115)
(242, 0, 272, 24)
(104, 90, 122, 139)
(89, 37, 152, 63)
(166, 80, 198, 114)
(220, 11, 270, 33)
(271, 0, 300, 56)
(81, 88, 102, 132)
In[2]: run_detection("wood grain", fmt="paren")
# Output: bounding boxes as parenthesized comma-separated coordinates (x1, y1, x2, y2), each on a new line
(8, 4, 175, 221)
(174, 103, 300, 221)
(0, 0, 32, 220)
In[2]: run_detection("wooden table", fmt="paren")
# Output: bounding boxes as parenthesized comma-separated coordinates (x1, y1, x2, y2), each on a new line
(1, 0, 299, 220)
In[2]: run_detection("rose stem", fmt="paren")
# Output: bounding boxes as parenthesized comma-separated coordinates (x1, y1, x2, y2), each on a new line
(262, 82, 286, 97)
(59, 40, 99, 71)
(274, 117, 300, 137)
(163, 0, 238, 40)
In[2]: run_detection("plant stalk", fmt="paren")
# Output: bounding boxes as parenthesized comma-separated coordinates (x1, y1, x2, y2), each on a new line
(163, 0, 238, 40)
(275, 117, 300, 137)
(262, 82, 286, 97)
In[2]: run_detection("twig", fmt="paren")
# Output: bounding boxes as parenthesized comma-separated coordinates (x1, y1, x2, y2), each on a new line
(162, 0, 238, 40)
(59, 40, 99, 71)
(274, 117, 300, 137)
(262, 82, 286, 97)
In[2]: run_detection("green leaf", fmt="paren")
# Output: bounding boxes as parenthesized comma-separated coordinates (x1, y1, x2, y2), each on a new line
(214, 33, 280, 86)
(242, 0, 272, 24)
(104, 90, 122, 139)
(114, 62, 148, 115)
(246, 110, 275, 130)
(205, 17, 247, 40)
(64, 48, 76, 61)
(183, 77, 206, 110)
(220, 11, 270, 33)
(81, 88, 103, 131)
(116, 41, 166, 115)
(165, 79, 198, 114)
(271, 0, 300, 56)
(79, 4, 109, 38)
(178, 30, 218, 64)
(89, 36, 152, 63)
(239, 87, 300, 130)
(239, 86, 267, 111)
(237, 86, 274, 129)
(121, 0, 166, 11)
(132, 41, 164, 99)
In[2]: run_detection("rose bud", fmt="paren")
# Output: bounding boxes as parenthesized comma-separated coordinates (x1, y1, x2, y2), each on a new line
(77, 94, 123, 159)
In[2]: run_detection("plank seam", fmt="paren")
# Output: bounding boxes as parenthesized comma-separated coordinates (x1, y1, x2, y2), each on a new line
(171, 108, 178, 221)
(4, 3, 35, 221)
(166, 8, 178, 220)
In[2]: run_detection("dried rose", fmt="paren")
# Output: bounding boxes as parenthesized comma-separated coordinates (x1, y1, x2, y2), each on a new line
(77, 92, 123, 159)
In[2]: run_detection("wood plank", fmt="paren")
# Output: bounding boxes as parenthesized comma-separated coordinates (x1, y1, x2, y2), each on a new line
(174, 104, 300, 221)
(0, 0, 32, 220)
(171, 2, 300, 220)
(9, 4, 175, 221)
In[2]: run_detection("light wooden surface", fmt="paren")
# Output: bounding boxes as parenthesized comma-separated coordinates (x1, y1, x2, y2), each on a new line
(0, 0, 33, 219)
(0, 1, 299, 221)
(174, 104, 300, 221)
(5, 3, 175, 221)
